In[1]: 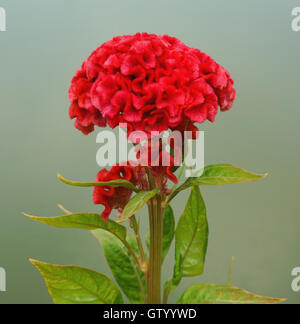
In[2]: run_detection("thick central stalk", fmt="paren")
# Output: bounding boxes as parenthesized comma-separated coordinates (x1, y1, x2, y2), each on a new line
(147, 194, 163, 304)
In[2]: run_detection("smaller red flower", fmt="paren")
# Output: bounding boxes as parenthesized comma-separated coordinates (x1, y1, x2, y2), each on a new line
(93, 144, 179, 220)
(93, 164, 142, 221)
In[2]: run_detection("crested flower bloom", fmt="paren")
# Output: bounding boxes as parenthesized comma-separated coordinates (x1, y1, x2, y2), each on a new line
(68, 33, 236, 138)
(93, 152, 178, 220)
(93, 164, 145, 221)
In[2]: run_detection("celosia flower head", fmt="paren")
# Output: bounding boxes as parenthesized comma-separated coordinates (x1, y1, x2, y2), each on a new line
(69, 33, 236, 138)
(93, 164, 144, 221)
(93, 157, 177, 221)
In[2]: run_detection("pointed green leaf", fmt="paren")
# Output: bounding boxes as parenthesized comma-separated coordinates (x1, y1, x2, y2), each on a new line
(164, 187, 208, 303)
(177, 284, 286, 304)
(120, 188, 160, 222)
(172, 164, 267, 197)
(175, 186, 208, 277)
(57, 173, 140, 192)
(145, 205, 175, 263)
(161, 205, 175, 262)
(92, 230, 146, 304)
(23, 212, 126, 241)
(29, 259, 123, 304)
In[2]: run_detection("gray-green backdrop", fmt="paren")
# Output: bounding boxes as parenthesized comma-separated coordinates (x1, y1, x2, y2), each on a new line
(0, 0, 299, 304)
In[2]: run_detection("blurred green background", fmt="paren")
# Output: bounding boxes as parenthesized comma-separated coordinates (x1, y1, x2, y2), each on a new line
(0, 0, 299, 304)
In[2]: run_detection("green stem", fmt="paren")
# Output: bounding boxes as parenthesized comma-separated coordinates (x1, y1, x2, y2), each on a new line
(146, 194, 163, 304)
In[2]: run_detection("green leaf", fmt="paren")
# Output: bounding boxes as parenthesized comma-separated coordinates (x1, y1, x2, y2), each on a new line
(23, 212, 126, 241)
(120, 188, 160, 222)
(175, 186, 208, 277)
(161, 205, 175, 262)
(92, 230, 146, 304)
(57, 173, 140, 193)
(29, 259, 123, 304)
(145, 205, 175, 263)
(164, 186, 208, 303)
(172, 164, 267, 197)
(177, 284, 287, 304)
(25, 212, 142, 287)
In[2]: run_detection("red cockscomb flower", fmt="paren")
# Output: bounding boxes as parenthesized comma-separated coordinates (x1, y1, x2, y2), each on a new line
(68, 33, 236, 137)
(93, 164, 145, 221)
(93, 156, 178, 220)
